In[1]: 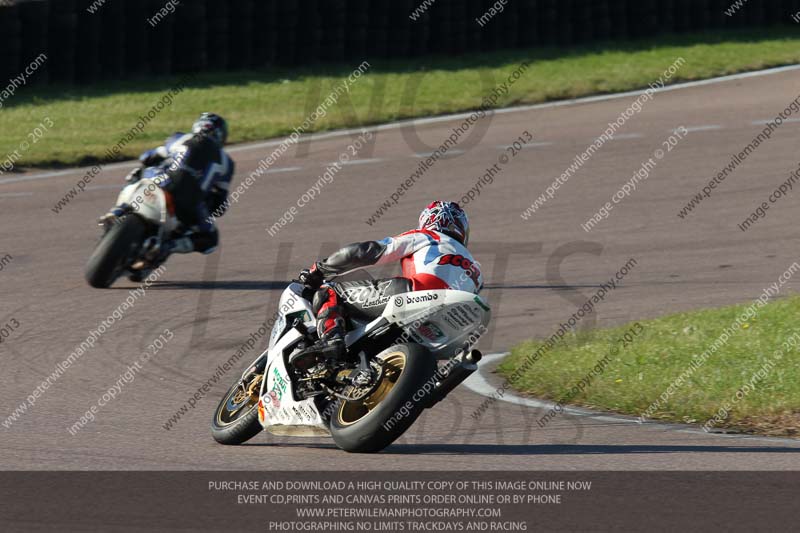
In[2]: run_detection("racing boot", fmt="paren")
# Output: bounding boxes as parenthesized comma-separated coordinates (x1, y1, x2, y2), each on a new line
(149, 236, 193, 264)
(128, 236, 191, 282)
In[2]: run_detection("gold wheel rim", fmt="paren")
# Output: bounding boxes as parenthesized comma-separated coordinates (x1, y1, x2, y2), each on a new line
(217, 374, 262, 426)
(337, 351, 406, 426)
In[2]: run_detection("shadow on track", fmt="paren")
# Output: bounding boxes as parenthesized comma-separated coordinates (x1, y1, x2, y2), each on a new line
(240, 443, 800, 454)
(483, 284, 603, 290)
(379, 444, 800, 455)
(135, 280, 289, 291)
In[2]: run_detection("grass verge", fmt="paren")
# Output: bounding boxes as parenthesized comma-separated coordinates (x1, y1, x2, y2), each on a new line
(498, 295, 800, 437)
(2, 28, 800, 168)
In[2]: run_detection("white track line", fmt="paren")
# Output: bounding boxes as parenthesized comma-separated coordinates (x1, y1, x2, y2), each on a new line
(6, 63, 800, 187)
(609, 133, 644, 140)
(414, 150, 465, 158)
(751, 118, 800, 125)
(264, 166, 303, 174)
(0, 169, 75, 186)
(0, 162, 136, 186)
(464, 353, 800, 445)
(222, 64, 800, 156)
(496, 142, 554, 150)
(85, 184, 124, 191)
(338, 158, 385, 166)
(464, 353, 634, 424)
(525, 142, 555, 148)
(683, 125, 723, 133)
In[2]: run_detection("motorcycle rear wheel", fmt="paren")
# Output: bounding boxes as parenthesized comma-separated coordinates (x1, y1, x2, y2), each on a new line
(329, 343, 436, 453)
(85, 215, 146, 288)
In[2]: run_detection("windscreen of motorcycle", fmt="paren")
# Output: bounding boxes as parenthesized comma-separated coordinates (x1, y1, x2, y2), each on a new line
(268, 284, 314, 349)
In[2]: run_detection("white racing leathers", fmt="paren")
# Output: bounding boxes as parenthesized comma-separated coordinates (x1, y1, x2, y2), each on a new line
(317, 229, 483, 293)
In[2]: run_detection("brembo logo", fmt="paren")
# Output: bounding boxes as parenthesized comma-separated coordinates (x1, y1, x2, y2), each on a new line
(406, 294, 439, 304)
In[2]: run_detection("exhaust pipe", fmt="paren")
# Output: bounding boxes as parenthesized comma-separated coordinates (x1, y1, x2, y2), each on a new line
(426, 349, 482, 407)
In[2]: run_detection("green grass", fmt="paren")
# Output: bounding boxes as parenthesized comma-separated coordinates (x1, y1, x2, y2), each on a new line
(3, 28, 800, 168)
(499, 295, 800, 437)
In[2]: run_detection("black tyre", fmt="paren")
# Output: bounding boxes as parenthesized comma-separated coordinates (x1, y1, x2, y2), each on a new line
(85, 215, 146, 289)
(211, 375, 263, 445)
(330, 344, 436, 453)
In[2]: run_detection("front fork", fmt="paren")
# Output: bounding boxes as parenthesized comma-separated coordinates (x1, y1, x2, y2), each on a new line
(238, 351, 270, 396)
(98, 204, 133, 230)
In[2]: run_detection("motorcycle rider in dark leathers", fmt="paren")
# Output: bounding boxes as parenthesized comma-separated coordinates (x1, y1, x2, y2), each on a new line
(124, 113, 234, 278)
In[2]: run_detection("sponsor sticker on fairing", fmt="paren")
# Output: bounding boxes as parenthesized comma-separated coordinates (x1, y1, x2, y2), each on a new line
(267, 367, 289, 408)
(406, 293, 439, 304)
(416, 321, 447, 342)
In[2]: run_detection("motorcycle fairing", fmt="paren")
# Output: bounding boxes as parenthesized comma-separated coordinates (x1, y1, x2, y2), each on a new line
(257, 284, 329, 435)
(115, 177, 177, 230)
(253, 284, 490, 432)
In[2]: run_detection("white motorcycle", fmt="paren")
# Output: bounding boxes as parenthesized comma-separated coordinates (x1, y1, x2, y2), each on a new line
(85, 170, 179, 288)
(212, 282, 491, 453)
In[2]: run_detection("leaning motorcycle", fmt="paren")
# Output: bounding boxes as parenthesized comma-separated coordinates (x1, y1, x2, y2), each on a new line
(85, 168, 178, 288)
(212, 282, 491, 453)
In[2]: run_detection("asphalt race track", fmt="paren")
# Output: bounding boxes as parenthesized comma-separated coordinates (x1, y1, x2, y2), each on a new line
(2, 66, 800, 470)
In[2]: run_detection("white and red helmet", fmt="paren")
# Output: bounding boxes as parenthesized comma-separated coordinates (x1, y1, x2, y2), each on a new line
(418, 201, 470, 245)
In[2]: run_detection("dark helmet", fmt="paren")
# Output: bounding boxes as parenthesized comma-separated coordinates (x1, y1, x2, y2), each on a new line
(192, 112, 228, 146)
(418, 201, 470, 245)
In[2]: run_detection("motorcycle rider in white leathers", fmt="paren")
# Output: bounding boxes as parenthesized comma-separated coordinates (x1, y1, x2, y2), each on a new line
(294, 201, 483, 365)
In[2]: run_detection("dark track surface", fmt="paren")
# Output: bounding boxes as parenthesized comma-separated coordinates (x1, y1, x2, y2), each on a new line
(1, 68, 799, 470)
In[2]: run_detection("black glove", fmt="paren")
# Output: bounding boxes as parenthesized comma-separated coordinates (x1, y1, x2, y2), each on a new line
(140, 152, 165, 167)
(125, 167, 142, 183)
(297, 263, 324, 290)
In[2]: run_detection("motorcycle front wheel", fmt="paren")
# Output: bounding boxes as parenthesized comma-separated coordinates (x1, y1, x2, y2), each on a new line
(329, 343, 436, 453)
(85, 215, 146, 288)
(211, 374, 263, 445)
